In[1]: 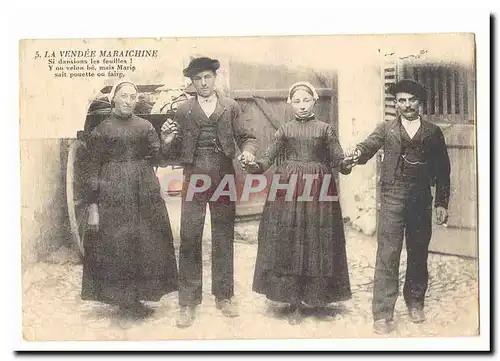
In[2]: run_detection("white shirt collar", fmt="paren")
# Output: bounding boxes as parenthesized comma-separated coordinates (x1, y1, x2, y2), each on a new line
(197, 93, 218, 118)
(400, 116, 421, 139)
(401, 115, 421, 127)
(197, 93, 218, 104)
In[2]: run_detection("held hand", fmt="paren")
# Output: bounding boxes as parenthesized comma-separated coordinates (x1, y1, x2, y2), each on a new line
(240, 151, 256, 164)
(162, 130, 179, 145)
(244, 161, 262, 174)
(344, 146, 356, 157)
(435, 206, 449, 225)
(345, 146, 361, 164)
(161, 118, 179, 134)
(237, 151, 256, 171)
(87, 203, 99, 232)
(354, 148, 361, 162)
(341, 157, 357, 171)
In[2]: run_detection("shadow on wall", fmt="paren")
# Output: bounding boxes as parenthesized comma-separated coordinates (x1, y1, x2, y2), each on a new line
(21, 139, 74, 269)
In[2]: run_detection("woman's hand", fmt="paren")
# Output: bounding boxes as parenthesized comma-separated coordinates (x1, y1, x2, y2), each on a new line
(161, 118, 179, 134)
(341, 156, 357, 171)
(237, 151, 256, 171)
(161, 119, 180, 145)
(162, 131, 178, 145)
(87, 203, 99, 232)
(343, 159, 355, 170)
(244, 161, 262, 174)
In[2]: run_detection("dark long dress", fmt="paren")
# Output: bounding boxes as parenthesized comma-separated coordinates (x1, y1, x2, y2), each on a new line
(81, 113, 178, 306)
(252, 116, 351, 306)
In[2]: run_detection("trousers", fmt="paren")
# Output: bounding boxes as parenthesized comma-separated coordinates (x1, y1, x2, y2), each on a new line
(372, 179, 433, 321)
(178, 149, 236, 306)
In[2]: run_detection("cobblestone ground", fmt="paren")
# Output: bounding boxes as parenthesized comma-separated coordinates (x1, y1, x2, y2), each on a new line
(22, 221, 479, 341)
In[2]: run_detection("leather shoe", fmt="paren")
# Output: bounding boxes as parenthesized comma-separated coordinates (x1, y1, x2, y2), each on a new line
(216, 299, 239, 318)
(176, 306, 196, 328)
(409, 308, 425, 323)
(118, 301, 152, 318)
(373, 319, 392, 335)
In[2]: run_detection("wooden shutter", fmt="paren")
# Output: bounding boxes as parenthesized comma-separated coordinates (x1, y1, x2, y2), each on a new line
(400, 63, 474, 125)
(382, 61, 399, 122)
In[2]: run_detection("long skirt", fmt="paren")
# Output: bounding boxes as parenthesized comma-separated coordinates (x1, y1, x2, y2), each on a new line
(252, 161, 351, 306)
(81, 159, 178, 306)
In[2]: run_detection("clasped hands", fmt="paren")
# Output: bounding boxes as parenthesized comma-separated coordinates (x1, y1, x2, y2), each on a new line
(161, 119, 257, 172)
(342, 146, 361, 170)
(238, 152, 259, 172)
(161, 119, 181, 144)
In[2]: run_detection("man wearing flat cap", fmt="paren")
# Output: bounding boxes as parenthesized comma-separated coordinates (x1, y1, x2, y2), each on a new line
(161, 57, 258, 328)
(348, 79, 451, 334)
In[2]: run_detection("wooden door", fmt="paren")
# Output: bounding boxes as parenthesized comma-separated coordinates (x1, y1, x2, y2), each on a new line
(227, 61, 338, 218)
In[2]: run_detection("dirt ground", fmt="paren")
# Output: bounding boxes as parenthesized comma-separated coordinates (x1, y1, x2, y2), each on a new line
(22, 218, 479, 341)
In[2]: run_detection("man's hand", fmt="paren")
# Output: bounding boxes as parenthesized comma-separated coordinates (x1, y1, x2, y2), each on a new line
(435, 206, 448, 225)
(341, 157, 357, 171)
(237, 151, 256, 171)
(345, 146, 361, 164)
(161, 119, 179, 144)
(161, 118, 179, 134)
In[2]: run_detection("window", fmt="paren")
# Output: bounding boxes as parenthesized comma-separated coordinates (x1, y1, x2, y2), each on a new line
(384, 62, 475, 124)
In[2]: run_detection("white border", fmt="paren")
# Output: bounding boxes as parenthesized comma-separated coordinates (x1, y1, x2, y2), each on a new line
(2, 3, 492, 355)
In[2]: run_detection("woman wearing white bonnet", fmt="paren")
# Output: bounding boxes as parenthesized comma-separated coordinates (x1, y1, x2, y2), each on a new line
(286, 81, 320, 105)
(81, 79, 178, 325)
(249, 81, 354, 325)
(107, 80, 138, 104)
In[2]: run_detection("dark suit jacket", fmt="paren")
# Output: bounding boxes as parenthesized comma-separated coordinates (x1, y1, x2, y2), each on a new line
(356, 117, 451, 209)
(164, 93, 258, 164)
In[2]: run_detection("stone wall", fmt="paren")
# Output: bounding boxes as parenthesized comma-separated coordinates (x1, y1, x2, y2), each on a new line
(20, 139, 72, 270)
(337, 61, 382, 237)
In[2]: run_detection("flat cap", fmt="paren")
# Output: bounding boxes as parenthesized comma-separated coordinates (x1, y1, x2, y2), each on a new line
(183, 57, 220, 78)
(388, 79, 427, 100)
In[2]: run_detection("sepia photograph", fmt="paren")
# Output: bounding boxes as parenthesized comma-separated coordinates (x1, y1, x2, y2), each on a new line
(12, 9, 491, 352)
